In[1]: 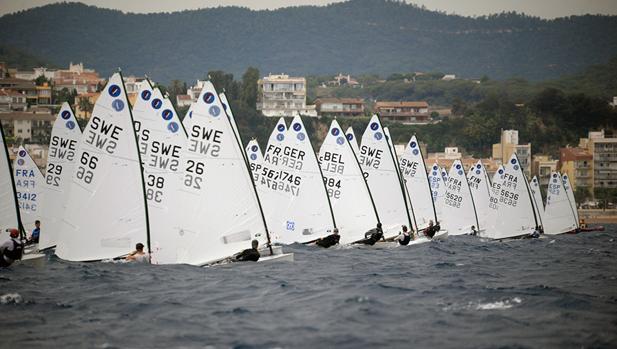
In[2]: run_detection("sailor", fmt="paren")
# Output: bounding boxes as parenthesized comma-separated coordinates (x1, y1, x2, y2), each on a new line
(356, 223, 384, 245)
(579, 219, 586, 229)
(315, 228, 340, 248)
(234, 239, 260, 262)
(530, 227, 541, 239)
(397, 225, 412, 246)
(125, 243, 149, 263)
(470, 225, 478, 236)
(28, 220, 41, 244)
(424, 220, 438, 239)
(0, 229, 24, 268)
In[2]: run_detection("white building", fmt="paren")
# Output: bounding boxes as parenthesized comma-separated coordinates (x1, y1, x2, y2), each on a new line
(257, 74, 317, 117)
(123, 75, 148, 94)
(429, 147, 462, 161)
(14, 67, 57, 81)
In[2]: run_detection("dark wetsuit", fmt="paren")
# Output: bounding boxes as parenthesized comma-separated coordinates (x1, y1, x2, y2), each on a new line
(398, 233, 411, 246)
(0, 238, 24, 267)
(424, 224, 440, 239)
(235, 248, 260, 262)
(316, 234, 340, 248)
(357, 228, 384, 246)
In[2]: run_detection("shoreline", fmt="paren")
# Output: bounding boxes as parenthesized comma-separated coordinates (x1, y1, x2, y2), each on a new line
(578, 209, 617, 224)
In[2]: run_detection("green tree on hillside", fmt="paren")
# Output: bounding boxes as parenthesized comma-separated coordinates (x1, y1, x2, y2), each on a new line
(208, 71, 238, 99)
(34, 74, 51, 86)
(78, 97, 94, 119)
(240, 67, 260, 108)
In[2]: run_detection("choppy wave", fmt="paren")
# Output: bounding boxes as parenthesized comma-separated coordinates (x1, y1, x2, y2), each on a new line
(1, 226, 616, 348)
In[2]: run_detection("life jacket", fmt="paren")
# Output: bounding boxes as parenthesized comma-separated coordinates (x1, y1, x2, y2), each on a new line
(3, 239, 24, 261)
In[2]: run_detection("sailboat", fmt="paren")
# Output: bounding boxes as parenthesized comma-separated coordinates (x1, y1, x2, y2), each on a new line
(466, 160, 491, 231)
(358, 115, 412, 238)
(1, 124, 45, 263)
(318, 120, 379, 244)
(399, 135, 438, 230)
(261, 116, 336, 244)
(38, 103, 82, 251)
(167, 81, 289, 264)
(483, 154, 538, 239)
(384, 127, 418, 232)
(428, 162, 446, 223)
(544, 172, 578, 235)
(441, 160, 479, 235)
(561, 174, 580, 225)
(131, 83, 187, 264)
(56, 72, 150, 262)
(529, 176, 545, 230)
(13, 146, 44, 236)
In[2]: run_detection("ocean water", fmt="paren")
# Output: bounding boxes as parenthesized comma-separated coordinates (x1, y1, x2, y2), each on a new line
(1, 227, 616, 349)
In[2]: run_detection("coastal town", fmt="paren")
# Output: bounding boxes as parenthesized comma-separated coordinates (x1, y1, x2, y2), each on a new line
(1, 61, 615, 221)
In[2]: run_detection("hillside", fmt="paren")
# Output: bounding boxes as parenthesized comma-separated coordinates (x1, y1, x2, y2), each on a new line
(1, 1, 616, 83)
(311, 55, 617, 106)
(0, 44, 52, 70)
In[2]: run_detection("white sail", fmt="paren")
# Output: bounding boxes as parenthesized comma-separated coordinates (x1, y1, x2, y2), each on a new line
(529, 176, 545, 228)
(466, 160, 491, 231)
(562, 174, 579, 226)
(483, 154, 537, 239)
(441, 167, 449, 182)
(256, 118, 288, 232)
(13, 146, 44, 234)
(182, 103, 195, 131)
(359, 115, 411, 237)
(384, 127, 417, 231)
(441, 160, 479, 235)
(399, 135, 436, 229)
(218, 92, 243, 152)
(345, 127, 360, 154)
(544, 172, 578, 235)
(38, 103, 82, 250)
(167, 81, 268, 265)
(132, 84, 187, 264)
(262, 116, 335, 243)
(56, 73, 149, 262)
(0, 124, 20, 236)
(428, 163, 445, 223)
(318, 120, 378, 243)
(246, 140, 263, 180)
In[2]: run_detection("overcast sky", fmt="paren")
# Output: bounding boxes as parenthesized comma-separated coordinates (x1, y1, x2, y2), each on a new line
(1, 0, 616, 18)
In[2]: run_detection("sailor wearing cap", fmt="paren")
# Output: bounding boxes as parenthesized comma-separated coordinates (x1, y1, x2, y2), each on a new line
(0, 229, 24, 267)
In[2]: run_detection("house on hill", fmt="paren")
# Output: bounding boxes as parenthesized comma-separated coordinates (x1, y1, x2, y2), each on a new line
(374, 101, 430, 124)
